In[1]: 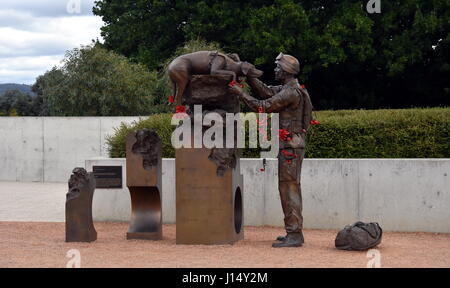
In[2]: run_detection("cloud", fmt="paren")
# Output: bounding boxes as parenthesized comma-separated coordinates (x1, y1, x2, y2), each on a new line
(0, 0, 103, 84)
(1, 0, 97, 17)
(0, 16, 103, 58)
(0, 55, 62, 84)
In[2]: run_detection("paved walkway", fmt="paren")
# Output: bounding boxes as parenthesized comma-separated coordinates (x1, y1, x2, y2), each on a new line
(1, 222, 449, 268)
(0, 181, 66, 222)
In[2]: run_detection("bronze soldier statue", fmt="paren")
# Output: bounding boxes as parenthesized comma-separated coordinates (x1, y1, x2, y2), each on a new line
(229, 53, 313, 247)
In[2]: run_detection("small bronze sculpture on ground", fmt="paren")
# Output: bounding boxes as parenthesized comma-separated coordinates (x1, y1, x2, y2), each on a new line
(168, 51, 263, 106)
(65, 167, 97, 242)
(126, 129, 163, 240)
(229, 53, 314, 248)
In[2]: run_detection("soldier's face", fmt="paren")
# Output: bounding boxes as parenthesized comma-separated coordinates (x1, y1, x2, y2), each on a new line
(274, 63, 286, 80)
(274, 63, 284, 81)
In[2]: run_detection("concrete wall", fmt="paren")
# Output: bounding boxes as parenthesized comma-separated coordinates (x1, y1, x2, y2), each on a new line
(85, 158, 450, 233)
(0, 117, 146, 182)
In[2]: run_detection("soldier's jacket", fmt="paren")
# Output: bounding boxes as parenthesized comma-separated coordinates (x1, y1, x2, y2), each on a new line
(241, 78, 314, 149)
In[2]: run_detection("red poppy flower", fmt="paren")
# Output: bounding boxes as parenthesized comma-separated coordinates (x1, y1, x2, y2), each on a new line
(281, 149, 299, 159)
(310, 119, 320, 125)
(258, 106, 263, 113)
(176, 105, 186, 113)
(168, 95, 175, 103)
(174, 106, 188, 119)
(279, 129, 291, 141)
(300, 84, 306, 89)
(228, 80, 239, 87)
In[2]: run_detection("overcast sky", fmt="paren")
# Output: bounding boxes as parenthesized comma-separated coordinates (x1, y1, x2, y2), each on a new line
(0, 0, 103, 85)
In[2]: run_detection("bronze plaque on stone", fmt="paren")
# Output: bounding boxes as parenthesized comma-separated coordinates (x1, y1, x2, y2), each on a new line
(92, 166, 122, 189)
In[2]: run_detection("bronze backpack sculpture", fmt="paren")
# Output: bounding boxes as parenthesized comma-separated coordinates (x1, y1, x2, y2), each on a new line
(335, 222, 383, 251)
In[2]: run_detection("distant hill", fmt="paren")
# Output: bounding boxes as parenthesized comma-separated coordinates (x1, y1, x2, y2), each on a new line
(0, 83, 36, 97)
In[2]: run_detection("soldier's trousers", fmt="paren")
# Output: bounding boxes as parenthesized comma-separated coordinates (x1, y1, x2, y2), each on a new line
(278, 147, 305, 233)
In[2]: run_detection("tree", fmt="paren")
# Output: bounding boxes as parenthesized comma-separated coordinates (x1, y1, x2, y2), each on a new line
(34, 45, 159, 116)
(93, 0, 190, 70)
(93, 0, 450, 109)
(0, 90, 16, 114)
(31, 74, 52, 116)
(0, 89, 34, 116)
(13, 92, 34, 116)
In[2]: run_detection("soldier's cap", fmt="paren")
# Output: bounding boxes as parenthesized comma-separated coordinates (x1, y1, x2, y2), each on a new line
(275, 53, 300, 75)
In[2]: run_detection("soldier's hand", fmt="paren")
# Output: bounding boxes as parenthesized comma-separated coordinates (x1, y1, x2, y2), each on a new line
(228, 85, 243, 96)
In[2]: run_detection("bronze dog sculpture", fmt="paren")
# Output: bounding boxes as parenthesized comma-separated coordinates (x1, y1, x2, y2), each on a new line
(168, 51, 263, 106)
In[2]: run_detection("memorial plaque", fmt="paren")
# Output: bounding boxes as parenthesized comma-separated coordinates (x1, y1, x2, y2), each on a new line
(92, 166, 123, 189)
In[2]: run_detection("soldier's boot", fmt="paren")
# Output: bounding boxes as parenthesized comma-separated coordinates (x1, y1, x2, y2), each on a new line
(276, 235, 287, 242)
(272, 231, 304, 248)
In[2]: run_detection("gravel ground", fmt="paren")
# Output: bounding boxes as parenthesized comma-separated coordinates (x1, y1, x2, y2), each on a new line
(0, 222, 449, 268)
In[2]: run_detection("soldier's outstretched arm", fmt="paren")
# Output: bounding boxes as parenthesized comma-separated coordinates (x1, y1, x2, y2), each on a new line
(230, 85, 298, 113)
(246, 77, 282, 99)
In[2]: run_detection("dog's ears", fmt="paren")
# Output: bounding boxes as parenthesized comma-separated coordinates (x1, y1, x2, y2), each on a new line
(241, 62, 251, 76)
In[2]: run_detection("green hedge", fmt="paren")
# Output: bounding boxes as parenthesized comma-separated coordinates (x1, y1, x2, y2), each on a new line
(106, 108, 450, 158)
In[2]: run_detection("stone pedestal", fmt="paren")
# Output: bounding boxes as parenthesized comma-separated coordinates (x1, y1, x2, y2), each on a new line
(126, 129, 162, 240)
(176, 75, 244, 245)
(66, 168, 97, 242)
